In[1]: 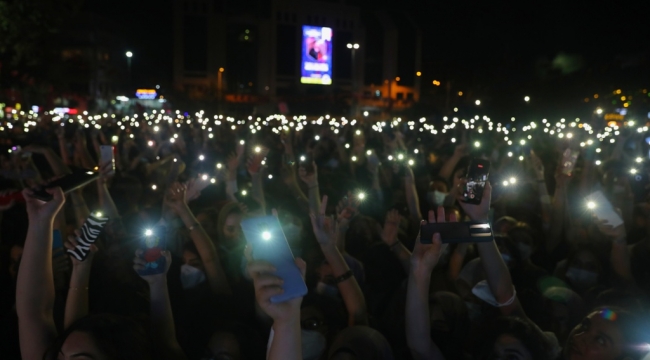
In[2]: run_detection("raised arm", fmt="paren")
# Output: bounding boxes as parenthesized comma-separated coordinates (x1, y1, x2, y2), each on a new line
(63, 232, 98, 329)
(225, 152, 240, 203)
(595, 217, 634, 287)
(334, 193, 359, 250)
(404, 165, 422, 222)
(546, 173, 570, 254)
(165, 182, 232, 295)
(530, 151, 552, 234)
(458, 182, 524, 317)
(405, 209, 449, 360)
(133, 250, 188, 360)
(381, 209, 411, 273)
(247, 148, 269, 214)
(311, 198, 368, 326)
(438, 142, 468, 180)
(299, 162, 321, 216)
(16, 187, 65, 360)
(246, 246, 306, 360)
(97, 160, 120, 219)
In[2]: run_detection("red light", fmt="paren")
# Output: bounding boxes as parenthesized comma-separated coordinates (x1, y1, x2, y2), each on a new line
(68, 108, 78, 115)
(478, 164, 483, 168)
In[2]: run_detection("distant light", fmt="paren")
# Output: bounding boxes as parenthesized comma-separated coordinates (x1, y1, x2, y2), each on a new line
(261, 231, 271, 241)
(358, 192, 366, 200)
(300, 155, 306, 162)
(366, 150, 372, 156)
(199, 154, 205, 161)
(408, 159, 414, 166)
(255, 146, 261, 153)
(239, 140, 245, 145)
(524, 96, 530, 102)
(636, 157, 643, 163)
(508, 152, 513, 157)
(416, 71, 422, 77)
(587, 201, 596, 209)
(475, 100, 481, 106)
(596, 108, 603, 115)
(363, 111, 369, 117)
(145, 229, 153, 236)
(241, 190, 248, 196)
(631, 168, 638, 174)
(351, 156, 357, 162)
(398, 154, 404, 160)
(595, 160, 601, 165)
(509, 177, 516, 184)
(95, 211, 103, 218)
(503, 180, 509, 186)
(458, 91, 463, 96)
(519, 155, 524, 161)
(314, 135, 320, 141)
(126, 51, 133, 58)
(151, 184, 157, 190)
(268, 174, 273, 179)
(210, 178, 216, 184)
(474, 141, 480, 148)
(216, 163, 222, 169)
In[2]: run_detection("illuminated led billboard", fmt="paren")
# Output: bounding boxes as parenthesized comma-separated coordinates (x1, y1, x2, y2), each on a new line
(300, 26, 332, 85)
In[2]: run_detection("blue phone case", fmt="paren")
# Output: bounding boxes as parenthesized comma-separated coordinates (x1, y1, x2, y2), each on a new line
(241, 216, 308, 303)
(137, 225, 167, 276)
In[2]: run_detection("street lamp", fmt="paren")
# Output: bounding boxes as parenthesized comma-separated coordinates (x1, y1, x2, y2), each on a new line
(125, 51, 133, 84)
(347, 43, 360, 115)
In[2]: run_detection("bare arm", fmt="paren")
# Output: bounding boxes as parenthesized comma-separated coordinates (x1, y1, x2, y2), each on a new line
(299, 162, 321, 216)
(404, 166, 422, 222)
(546, 174, 569, 254)
(134, 250, 188, 360)
(311, 199, 368, 326)
(63, 234, 98, 329)
(438, 143, 468, 180)
(16, 188, 65, 360)
(166, 183, 231, 295)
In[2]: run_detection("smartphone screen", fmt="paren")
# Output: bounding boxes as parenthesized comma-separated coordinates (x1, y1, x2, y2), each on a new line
(137, 225, 167, 275)
(241, 216, 307, 303)
(462, 159, 490, 205)
(31, 169, 99, 201)
(100, 145, 115, 175)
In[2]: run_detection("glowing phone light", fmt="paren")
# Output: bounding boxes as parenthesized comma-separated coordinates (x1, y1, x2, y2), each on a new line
(262, 231, 272, 241)
(145, 229, 153, 236)
(587, 201, 596, 209)
(95, 211, 103, 218)
(358, 192, 366, 200)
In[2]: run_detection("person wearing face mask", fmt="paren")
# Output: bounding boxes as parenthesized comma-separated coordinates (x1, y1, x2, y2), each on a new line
(427, 177, 450, 209)
(555, 248, 604, 295)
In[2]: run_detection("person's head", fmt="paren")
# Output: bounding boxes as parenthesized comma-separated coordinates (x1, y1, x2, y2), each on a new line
(429, 291, 470, 358)
(47, 314, 151, 360)
(564, 307, 650, 360)
(299, 294, 347, 360)
(217, 202, 244, 247)
(327, 326, 394, 360)
(565, 247, 605, 292)
(475, 316, 556, 360)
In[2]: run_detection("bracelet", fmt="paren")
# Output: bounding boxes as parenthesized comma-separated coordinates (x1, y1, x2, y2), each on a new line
(333, 270, 353, 284)
(69, 287, 89, 291)
(188, 223, 201, 231)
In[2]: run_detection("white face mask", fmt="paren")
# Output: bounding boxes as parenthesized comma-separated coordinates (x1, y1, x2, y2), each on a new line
(565, 267, 598, 289)
(316, 281, 339, 298)
(180, 264, 206, 289)
(301, 329, 327, 360)
(427, 190, 447, 206)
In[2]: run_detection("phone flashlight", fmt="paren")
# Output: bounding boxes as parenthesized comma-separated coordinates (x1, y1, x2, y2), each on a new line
(397, 154, 404, 161)
(351, 156, 357, 162)
(95, 211, 103, 218)
(255, 146, 261, 153)
(300, 155, 306, 162)
(111, 135, 119, 144)
(587, 201, 596, 209)
(151, 184, 157, 190)
(261, 231, 272, 241)
(503, 180, 509, 187)
(239, 140, 245, 145)
(241, 190, 248, 196)
(366, 150, 372, 156)
(631, 168, 638, 175)
(201, 174, 208, 180)
(408, 159, 414, 166)
(358, 192, 366, 200)
(199, 155, 205, 161)
(145, 229, 153, 237)
(148, 141, 154, 147)
(216, 163, 222, 169)
(509, 177, 516, 184)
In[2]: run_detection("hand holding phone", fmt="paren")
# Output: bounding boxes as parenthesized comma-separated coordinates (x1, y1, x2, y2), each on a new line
(462, 159, 490, 205)
(561, 149, 579, 176)
(586, 190, 623, 227)
(241, 216, 308, 303)
(136, 225, 168, 276)
(100, 145, 115, 176)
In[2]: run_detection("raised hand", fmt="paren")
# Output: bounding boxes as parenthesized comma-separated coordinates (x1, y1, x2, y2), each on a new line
(456, 181, 492, 222)
(382, 209, 401, 246)
(98, 159, 115, 184)
(336, 192, 359, 228)
(298, 161, 318, 187)
(22, 186, 65, 222)
(164, 182, 188, 213)
(133, 249, 171, 285)
(185, 177, 209, 202)
(410, 208, 452, 277)
(530, 150, 544, 180)
(310, 195, 336, 249)
(246, 245, 307, 323)
(247, 147, 269, 176)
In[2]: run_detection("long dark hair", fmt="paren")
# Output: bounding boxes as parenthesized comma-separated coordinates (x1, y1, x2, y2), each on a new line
(44, 314, 151, 360)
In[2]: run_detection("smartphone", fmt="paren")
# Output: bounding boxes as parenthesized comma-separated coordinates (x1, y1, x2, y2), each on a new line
(30, 169, 99, 201)
(561, 149, 579, 176)
(241, 215, 307, 303)
(137, 225, 167, 276)
(585, 190, 623, 227)
(420, 221, 493, 244)
(100, 145, 115, 175)
(462, 158, 490, 205)
(66, 213, 109, 261)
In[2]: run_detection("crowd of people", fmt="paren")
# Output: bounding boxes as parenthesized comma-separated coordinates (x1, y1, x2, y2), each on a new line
(1, 110, 650, 360)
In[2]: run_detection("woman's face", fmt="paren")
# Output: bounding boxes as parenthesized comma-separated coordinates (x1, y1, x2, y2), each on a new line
(183, 250, 204, 271)
(493, 334, 534, 360)
(223, 213, 242, 242)
(58, 331, 109, 360)
(565, 311, 626, 360)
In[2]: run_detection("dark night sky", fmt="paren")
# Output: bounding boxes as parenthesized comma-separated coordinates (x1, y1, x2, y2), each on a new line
(83, 0, 650, 110)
